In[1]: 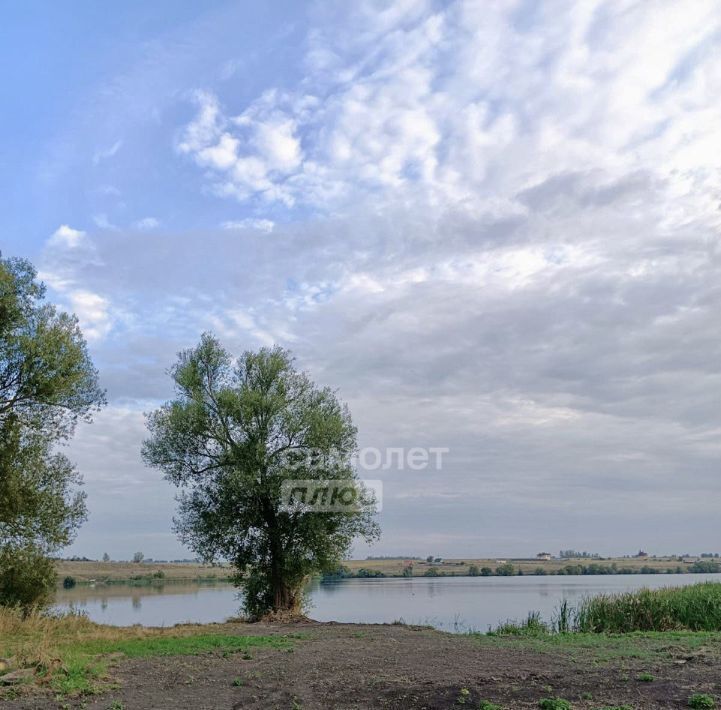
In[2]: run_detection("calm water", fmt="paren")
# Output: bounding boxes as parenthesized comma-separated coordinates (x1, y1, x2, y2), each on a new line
(54, 573, 721, 632)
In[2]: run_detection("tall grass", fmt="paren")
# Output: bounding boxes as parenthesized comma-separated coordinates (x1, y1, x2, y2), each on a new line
(574, 582, 721, 633)
(486, 583, 721, 636)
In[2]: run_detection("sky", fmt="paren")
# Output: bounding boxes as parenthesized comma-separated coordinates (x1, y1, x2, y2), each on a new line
(1, 0, 720, 561)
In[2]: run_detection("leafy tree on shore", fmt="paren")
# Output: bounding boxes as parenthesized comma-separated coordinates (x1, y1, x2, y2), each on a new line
(142, 335, 379, 619)
(0, 255, 105, 608)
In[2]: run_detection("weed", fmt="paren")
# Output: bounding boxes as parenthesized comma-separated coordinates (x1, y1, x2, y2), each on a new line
(490, 611, 549, 636)
(456, 686, 471, 704)
(636, 672, 654, 682)
(479, 702, 502, 710)
(539, 699, 572, 710)
(689, 694, 716, 709)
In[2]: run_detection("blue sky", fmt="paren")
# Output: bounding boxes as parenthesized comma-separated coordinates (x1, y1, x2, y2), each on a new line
(2, 1, 721, 561)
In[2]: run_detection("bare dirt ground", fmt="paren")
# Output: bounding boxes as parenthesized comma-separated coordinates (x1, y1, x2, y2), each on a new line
(3, 621, 721, 709)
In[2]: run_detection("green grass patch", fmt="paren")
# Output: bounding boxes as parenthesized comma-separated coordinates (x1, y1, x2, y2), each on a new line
(47, 634, 290, 695)
(470, 629, 721, 664)
(73, 633, 289, 658)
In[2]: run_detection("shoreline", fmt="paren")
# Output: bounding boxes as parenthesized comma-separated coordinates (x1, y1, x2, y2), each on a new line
(2, 616, 720, 708)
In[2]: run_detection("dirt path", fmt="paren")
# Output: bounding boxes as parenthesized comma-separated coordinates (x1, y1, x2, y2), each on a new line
(4, 622, 721, 709)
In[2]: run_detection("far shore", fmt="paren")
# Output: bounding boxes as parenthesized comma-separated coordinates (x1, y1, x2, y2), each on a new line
(55, 554, 720, 587)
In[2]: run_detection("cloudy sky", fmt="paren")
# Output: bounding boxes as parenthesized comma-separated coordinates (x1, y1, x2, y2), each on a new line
(2, 0, 720, 561)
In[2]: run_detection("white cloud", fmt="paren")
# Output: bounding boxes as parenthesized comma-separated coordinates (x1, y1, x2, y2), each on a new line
(67, 289, 112, 341)
(92, 139, 123, 165)
(134, 217, 160, 230)
(41, 227, 114, 342)
(221, 218, 274, 233)
(175, 0, 721, 224)
(92, 213, 119, 230)
(49, 224, 86, 248)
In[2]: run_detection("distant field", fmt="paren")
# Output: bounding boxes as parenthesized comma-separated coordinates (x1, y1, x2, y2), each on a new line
(56, 556, 705, 585)
(56, 560, 231, 583)
(344, 556, 704, 576)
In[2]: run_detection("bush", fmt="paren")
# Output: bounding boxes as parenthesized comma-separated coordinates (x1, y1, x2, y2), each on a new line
(689, 694, 716, 709)
(495, 563, 515, 576)
(0, 545, 56, 610)
(480, 567, 493, 576)
(62, 575, 77, 588)
(424, 566, 440, 577)
(468, 564, 480, 576)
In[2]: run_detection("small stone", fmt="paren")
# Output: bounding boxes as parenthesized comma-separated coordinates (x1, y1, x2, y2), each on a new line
(0, 659, 12, 672)
(0, 668, 34, 685)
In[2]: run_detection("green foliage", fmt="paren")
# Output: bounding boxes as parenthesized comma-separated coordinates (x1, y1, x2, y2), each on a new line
(62, 576, 77, 589)
(688, 694, 716, 709)
(480, 567, 493, 576)
(0, 544, 56, 609)
(142, 336, 379, 619)
(575, 582, 721, 632)
(355, 568, 385, 578)
(424, 566, 440, 577)
(468, 564, 480, 576)
(689, 560, 721, 573)
(0, 256, 105, 439)
(401, 565, 413, 577)
(456, 687, 470, 704)
(0, 255, 104, 609)
(636, 672, 654, 682)
(539, 699, 572, 710)
(479, 702, 502, 710)
(495, 563, 515, 576)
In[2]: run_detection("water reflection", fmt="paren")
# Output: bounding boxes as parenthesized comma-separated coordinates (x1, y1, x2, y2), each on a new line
(54, 573, 721, 632)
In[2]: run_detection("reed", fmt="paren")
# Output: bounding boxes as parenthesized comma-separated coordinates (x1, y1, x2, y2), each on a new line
(574, 582, 721, 633)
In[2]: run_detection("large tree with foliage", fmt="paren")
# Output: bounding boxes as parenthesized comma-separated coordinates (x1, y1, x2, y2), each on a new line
(143, 335, 379, 619)
(0, 255, 105, 607)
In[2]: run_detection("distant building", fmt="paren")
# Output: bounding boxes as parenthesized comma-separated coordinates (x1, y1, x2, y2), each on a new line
(635, 550, 649, 558)
(536, 552, 552, 561)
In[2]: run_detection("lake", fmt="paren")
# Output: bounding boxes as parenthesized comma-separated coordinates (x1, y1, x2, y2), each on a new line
(54, 573, 721, 631)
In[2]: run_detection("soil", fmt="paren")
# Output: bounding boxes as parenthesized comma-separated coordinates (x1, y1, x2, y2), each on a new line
(3, 621, 721, 709)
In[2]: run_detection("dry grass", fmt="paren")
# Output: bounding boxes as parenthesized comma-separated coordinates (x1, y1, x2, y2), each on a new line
(0, 607, 289, 697)
(56, 560, 230, 583)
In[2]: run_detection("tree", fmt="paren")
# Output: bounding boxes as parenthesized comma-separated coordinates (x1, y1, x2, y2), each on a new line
(102, 552, 110, 562)
(132, 551, 144, 564)
(0, 255, 104, 608)
(142, 335, 379, 619)
(0, 257, 104, 439)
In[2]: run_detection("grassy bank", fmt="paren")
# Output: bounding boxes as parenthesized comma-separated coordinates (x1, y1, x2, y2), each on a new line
(0, 608, 293, 697)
